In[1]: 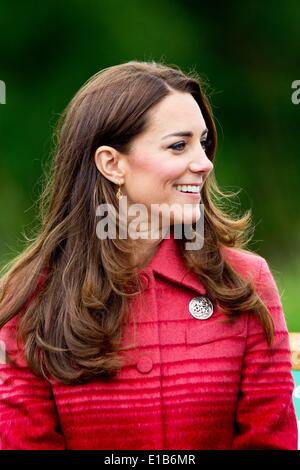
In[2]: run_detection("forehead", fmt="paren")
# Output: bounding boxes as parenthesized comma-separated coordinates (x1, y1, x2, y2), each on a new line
(145, 91, 207, 135)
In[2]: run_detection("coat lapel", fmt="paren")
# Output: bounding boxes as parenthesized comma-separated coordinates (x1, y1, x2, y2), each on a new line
(146, 229, 207, 295)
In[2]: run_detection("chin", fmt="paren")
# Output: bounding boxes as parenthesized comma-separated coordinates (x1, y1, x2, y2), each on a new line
(155, 204, 202, 232)
(182, 207, 201, 223)
(170, 209, 201, 226)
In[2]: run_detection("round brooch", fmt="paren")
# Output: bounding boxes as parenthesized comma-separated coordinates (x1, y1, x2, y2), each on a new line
(189, 296, 214, 320)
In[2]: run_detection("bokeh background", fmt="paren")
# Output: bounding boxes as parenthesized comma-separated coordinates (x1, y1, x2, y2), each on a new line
(0, 0, 299, 329)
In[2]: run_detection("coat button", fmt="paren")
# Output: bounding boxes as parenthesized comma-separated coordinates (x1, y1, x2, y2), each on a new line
(189, 296, 214, 320)
(136, 356, 153, 373)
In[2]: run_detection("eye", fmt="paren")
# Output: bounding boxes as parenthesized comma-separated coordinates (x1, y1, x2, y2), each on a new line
(201, 137, 212, 151)
(168, 141, 186, 152)
(168, 137, 212, 153)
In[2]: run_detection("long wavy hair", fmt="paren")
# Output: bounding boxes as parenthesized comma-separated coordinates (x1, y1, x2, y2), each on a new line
(0, 60, 274, 384)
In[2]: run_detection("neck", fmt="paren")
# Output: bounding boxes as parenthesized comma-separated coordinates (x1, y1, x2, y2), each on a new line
(132, 237, 163, 269)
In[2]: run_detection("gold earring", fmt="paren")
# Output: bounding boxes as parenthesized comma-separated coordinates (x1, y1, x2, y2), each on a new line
(116, 184, 123, 200)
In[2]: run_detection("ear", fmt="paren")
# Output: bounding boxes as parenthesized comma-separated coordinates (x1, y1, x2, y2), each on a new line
(94, 145, 126, 184)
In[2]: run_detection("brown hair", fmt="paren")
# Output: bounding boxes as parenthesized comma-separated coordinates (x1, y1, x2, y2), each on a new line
(0, 60, 274, 384)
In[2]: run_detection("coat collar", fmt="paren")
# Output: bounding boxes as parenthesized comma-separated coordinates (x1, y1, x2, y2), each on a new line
(144, 229, 207, 295)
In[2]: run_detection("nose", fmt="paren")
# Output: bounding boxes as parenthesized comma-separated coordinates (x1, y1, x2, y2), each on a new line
(188, 146, 214, 175)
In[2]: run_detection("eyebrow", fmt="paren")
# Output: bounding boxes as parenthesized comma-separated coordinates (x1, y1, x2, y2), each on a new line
(161, 128, 208, 140)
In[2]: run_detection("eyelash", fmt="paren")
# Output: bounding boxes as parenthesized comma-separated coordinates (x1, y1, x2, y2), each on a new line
(169, 138, 211, 152)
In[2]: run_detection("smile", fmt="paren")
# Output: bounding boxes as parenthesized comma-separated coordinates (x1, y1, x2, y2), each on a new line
(174, 184, 201, 194)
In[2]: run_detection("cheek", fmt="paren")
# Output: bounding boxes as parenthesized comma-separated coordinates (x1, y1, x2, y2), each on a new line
(132, 155, 162, 175)
(139, 159, 186, 184)
(126, 154, 186, 203)
(165, 164, 185, 182)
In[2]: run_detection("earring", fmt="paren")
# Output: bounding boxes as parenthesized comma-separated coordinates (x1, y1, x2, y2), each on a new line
(116, 184, 123, 200)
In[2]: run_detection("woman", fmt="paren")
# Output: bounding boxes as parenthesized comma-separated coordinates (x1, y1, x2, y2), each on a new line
(0, 61, 297, 450)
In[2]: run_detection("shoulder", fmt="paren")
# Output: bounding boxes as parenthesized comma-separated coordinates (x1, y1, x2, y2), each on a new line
(222, 246, 287, 332)
(221, 246, 282, 308)
(221, 245, 279, 296)
(221, 245, 264, 281)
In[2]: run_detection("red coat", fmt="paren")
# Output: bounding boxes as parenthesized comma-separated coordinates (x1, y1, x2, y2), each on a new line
(0, 233, 298, 450)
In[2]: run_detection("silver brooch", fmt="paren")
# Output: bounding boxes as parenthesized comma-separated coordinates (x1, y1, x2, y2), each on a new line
(189, 296, 214, 320)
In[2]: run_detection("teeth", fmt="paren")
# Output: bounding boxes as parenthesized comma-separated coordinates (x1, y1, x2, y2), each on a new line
(175, 184, 201, 193)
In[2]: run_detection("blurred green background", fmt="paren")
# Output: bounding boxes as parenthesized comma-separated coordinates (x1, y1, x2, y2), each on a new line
(0, 0, 299, 329)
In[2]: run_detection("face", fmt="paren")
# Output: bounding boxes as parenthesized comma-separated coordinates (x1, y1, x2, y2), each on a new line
(120, 91, 214, 236)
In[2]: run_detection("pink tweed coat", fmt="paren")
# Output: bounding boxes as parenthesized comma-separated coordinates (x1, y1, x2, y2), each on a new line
(0, 233, 298, 449)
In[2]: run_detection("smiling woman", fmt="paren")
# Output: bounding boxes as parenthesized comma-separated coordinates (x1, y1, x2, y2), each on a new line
(94, 90, 213, 241)
(0, 60, 297, 450)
